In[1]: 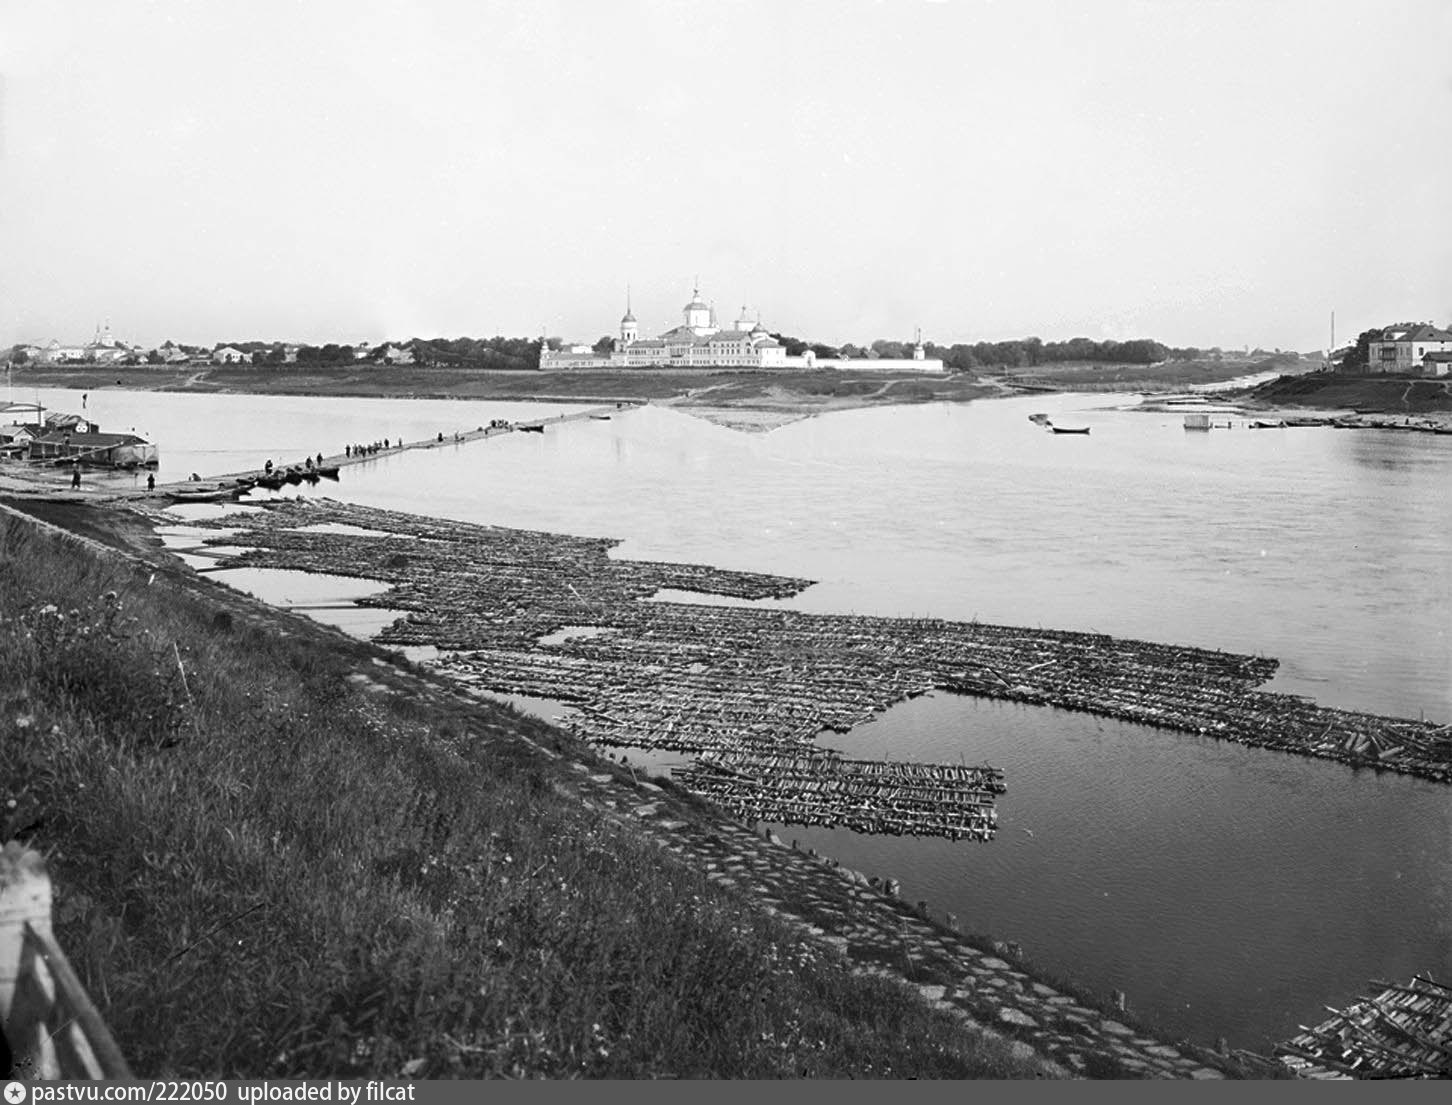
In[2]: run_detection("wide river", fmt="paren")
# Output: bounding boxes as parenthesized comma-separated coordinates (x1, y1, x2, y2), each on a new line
(25, 384, 1452, 1052)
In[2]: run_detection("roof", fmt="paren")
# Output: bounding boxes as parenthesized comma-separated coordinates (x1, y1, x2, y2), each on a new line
(621, 311, 637, 323)
(1421, 350, 1452, 361)
(1381, 324, 1452, 342)
(35, 431, 148, 447)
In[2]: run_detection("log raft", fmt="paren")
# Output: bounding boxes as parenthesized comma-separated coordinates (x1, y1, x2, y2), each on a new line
(181, 499, 1452, 844)
(1276, 974, 1452, 1079)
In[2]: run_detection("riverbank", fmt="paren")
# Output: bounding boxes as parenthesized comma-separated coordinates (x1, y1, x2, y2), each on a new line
(1247, 372, 1452, 415)
(3, 358, 1288, 439)
(0, 498, 1254, 1078)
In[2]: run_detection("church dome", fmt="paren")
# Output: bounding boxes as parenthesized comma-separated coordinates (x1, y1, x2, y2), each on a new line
(621, 309, 637, 324)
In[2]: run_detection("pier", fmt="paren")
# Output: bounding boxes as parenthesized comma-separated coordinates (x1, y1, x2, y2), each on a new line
(0, 402, 636, 502)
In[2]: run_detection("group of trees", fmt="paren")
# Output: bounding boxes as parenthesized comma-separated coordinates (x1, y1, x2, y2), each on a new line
(771, 335, 1201, 372)
(923, 337, 1199, 373)
(409, 336, 541, 369)
(8, 331, 1226, 374)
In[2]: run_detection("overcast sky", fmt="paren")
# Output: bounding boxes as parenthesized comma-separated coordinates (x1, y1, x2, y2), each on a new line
(2, 0, 1450, 352)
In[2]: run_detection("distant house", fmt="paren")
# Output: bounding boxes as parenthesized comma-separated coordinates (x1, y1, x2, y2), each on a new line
(155, 340, 191, 364)
(1422, 351, 1452, 377)
(1366, 324, 1452, 374)
(38, 340, 87, 364)
(283, 344, 301, 364)
(0, 423, 38, 456)
(212, 346, 251, 365)
(353, 342, 373, 361)
(379, 344, 414, 365)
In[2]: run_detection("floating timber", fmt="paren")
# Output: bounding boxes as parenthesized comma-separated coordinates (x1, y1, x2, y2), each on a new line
(1276, 974, 1452, 1079)
(185, 499, 1452, 796)
(677, 750, 1005, 840)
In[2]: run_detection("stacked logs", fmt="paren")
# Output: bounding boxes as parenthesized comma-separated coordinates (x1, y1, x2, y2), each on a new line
(188, 499, 1452, 801)
(677, 749, 1005, 839)
(1277, 974, 1452, 1079)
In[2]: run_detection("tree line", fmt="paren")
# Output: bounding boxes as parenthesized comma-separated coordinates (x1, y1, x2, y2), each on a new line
(770, 334, 1201, 371)
(6, 332, 1210, 372)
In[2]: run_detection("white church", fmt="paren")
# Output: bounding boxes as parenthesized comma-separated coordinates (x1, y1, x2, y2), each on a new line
(540, 285, 943, 373)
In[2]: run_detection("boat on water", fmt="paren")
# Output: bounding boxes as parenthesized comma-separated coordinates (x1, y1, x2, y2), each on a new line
(1251, 419, 1287, 429)
(170, 484, 244, 503)
(519, 424, 545, 434)
(317, 464, 340, 479)
(1049, 425, 1091, 435)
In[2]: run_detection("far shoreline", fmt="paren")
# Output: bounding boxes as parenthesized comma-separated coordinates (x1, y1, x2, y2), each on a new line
(3, 355, 1293, 428)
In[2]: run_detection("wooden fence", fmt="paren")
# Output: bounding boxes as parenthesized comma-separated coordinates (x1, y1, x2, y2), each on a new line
(1, 842, 131, 1079)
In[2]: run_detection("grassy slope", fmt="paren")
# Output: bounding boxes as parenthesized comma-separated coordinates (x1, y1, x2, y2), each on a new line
(0, 502, 1047, 1079)
(1250, 372, 1452, 412)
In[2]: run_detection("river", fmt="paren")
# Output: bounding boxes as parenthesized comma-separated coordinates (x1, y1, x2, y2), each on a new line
(22, 383, 1452, 1052)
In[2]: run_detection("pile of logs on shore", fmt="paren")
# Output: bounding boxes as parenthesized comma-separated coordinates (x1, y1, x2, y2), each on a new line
(677, 749, 1006, 840)
(1276, 974, 1452, 1079)
(186, 500, 1452, 829)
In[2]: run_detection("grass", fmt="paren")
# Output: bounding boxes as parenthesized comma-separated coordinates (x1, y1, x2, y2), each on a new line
(0, 503, 1052, 1079)
(1252, 372, 1452, 412)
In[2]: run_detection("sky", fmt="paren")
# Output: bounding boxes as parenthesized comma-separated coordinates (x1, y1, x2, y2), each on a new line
(2, 0, 1450, 353)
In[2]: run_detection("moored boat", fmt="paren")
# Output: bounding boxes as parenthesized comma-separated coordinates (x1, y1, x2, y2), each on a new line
(170, 484, 244, 503)
(1049, 425, 1090, 435)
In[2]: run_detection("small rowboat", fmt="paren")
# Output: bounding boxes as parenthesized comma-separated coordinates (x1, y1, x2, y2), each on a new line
(1049, 425, 1090, 435)
(170, 484, 244, 503)
(518, 424, 545, 434)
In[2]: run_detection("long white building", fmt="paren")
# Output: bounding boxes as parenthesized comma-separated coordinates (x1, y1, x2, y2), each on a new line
(542, 287, 789, 370)
(540, 285, 944, 374)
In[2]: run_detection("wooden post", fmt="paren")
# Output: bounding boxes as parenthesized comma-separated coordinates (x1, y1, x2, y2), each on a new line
(0, 843, 131, 1080)
(1, 842, 56, 1078)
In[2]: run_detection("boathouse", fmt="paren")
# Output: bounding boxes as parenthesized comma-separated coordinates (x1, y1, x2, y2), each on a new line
(27, 428, 159, 468)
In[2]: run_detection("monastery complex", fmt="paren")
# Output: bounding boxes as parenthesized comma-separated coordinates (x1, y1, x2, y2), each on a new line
(541, 286, 944, 373)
